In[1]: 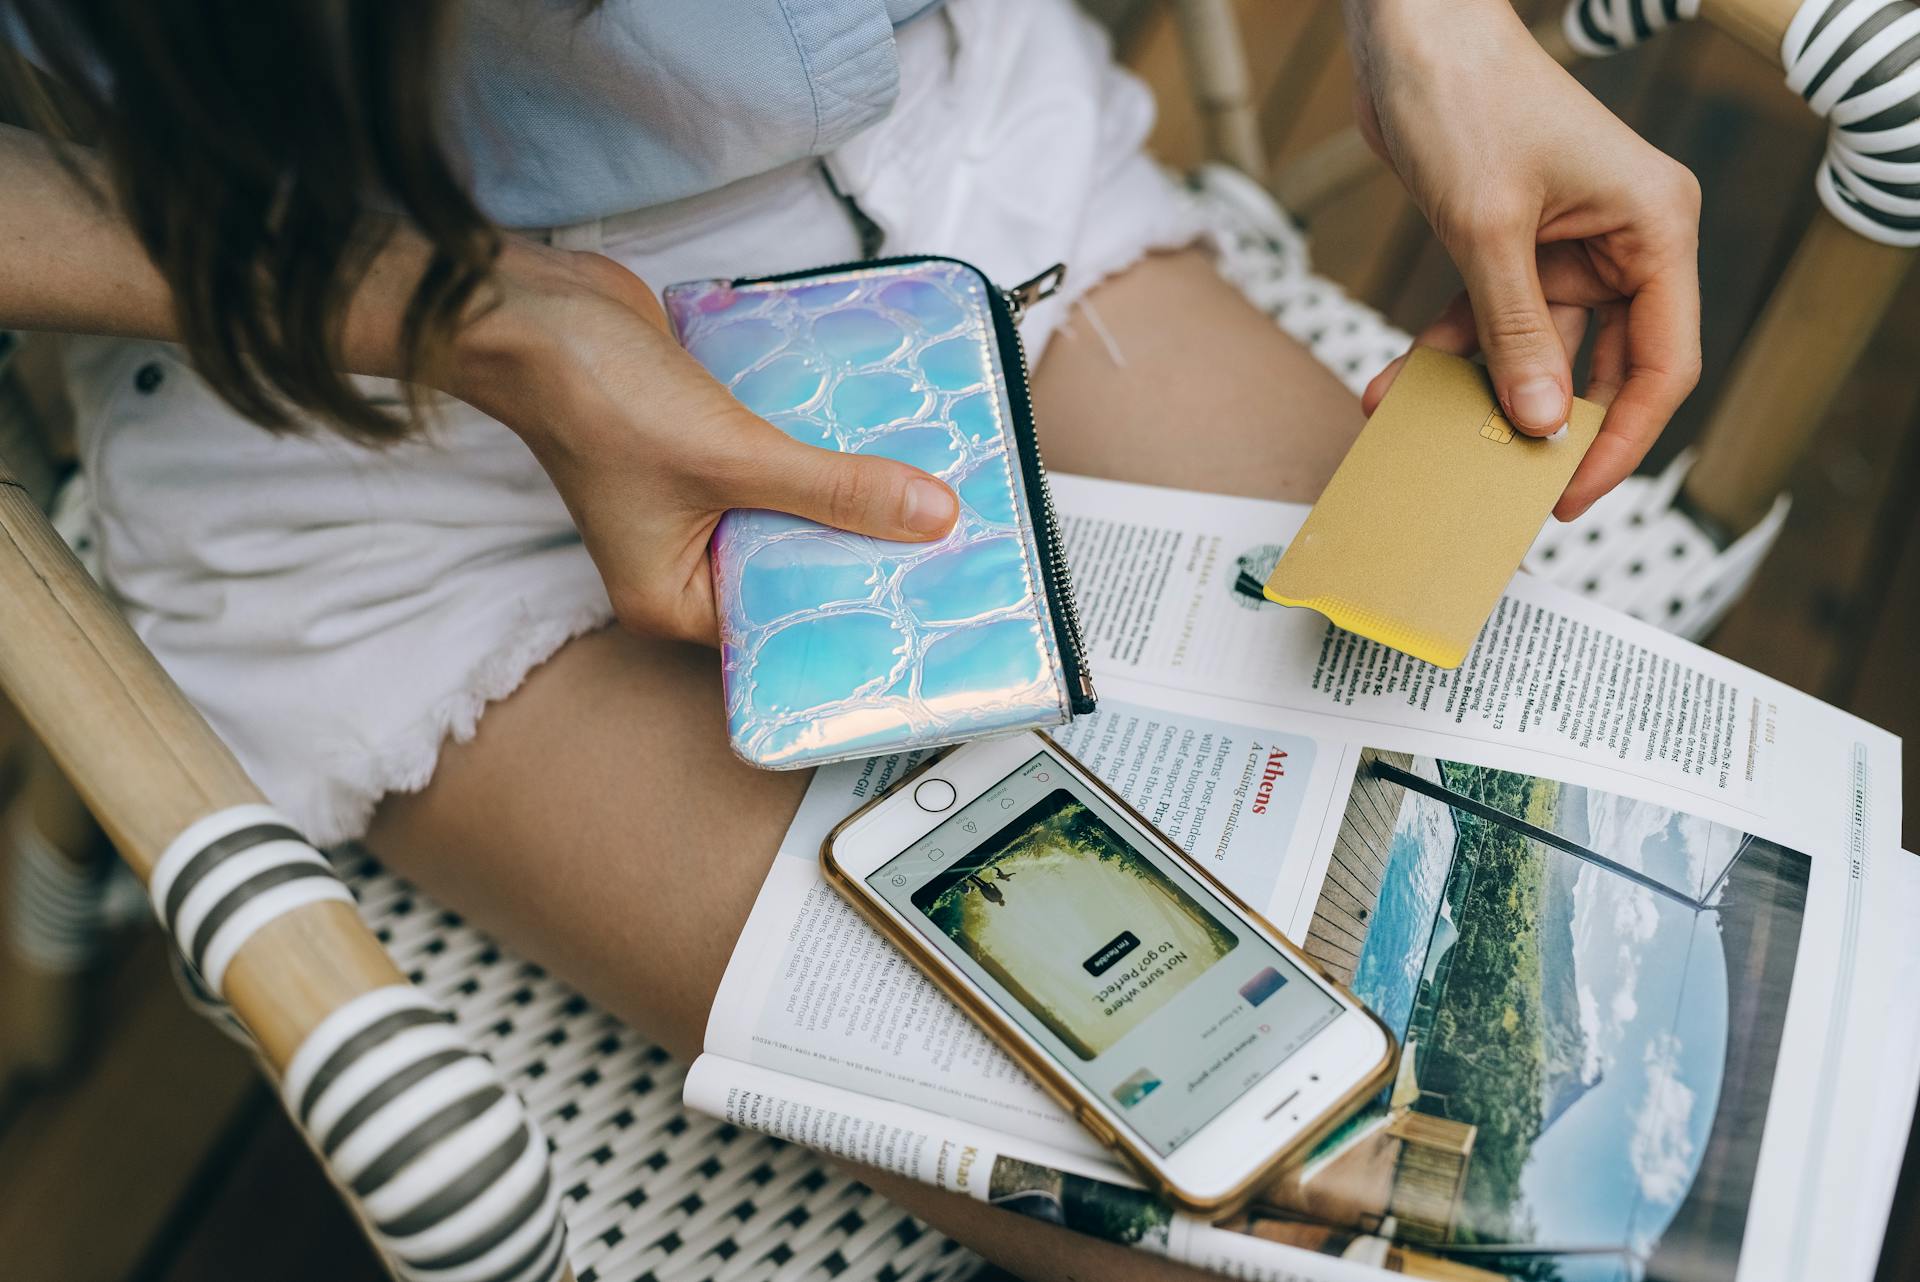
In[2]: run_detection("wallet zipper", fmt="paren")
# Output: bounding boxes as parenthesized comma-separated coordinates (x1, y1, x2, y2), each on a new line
(993, 264, 1097, 716)
(729, 255, 1097, 716)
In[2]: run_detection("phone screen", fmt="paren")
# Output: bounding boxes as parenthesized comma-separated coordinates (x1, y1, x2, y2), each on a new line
(867, 749, 1341, 1155)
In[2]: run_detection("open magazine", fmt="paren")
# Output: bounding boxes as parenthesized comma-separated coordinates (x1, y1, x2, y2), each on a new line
(686, 476, 1919, 1282)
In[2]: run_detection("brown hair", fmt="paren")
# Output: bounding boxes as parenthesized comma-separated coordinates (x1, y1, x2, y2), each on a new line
(3, 0, 499, 442)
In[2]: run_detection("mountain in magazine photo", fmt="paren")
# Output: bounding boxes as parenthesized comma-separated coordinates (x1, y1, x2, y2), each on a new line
(1234, 750, 1811, 1282)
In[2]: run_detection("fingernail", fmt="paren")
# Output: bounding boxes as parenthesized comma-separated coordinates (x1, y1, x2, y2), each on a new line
(904, 477, 957, 535)
(1509, 377, 1566, 431)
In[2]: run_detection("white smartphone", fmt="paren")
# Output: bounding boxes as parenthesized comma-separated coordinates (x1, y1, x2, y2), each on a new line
(822, 731, 1395, 1216)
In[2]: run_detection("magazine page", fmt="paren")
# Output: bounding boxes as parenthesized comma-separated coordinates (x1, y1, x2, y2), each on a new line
(1053, 476, 1912, 1282)
(682, 1054, 1390, 1282)
(1855, 847, 1920, 1272)
(697, 475, 1913, 1282)
(1051, 475, 1895, 868)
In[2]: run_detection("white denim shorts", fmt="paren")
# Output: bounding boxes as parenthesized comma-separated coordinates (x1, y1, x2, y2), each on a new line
(67, 0, 1205, 844)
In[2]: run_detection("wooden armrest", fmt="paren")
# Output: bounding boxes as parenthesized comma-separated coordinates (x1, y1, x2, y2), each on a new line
(0, 334, 66, 509)
(0, 469, 574, 1282)
(1702, 0, 1803, 62)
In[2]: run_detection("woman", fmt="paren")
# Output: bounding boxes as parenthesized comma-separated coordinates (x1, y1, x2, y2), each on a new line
(0, 0, 1699, 1274)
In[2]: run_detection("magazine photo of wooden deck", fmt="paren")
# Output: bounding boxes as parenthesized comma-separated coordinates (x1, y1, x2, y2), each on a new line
(1268, 750, 1811, 1282)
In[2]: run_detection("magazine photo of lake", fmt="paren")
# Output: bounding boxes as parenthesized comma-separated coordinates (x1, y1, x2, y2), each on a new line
(1293, 750, 1811, 1282)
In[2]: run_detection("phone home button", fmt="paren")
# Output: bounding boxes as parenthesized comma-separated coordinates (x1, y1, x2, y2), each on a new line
(913, 779, 957, 813)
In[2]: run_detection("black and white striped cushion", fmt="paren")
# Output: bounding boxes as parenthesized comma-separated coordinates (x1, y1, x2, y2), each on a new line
(1565, 0, 1920, 245)
(1564, 0, 1699, 56)
(148, 803, 356, 994)
(3, 804, 101, 973)
(146, 805, 572, 1280)
(283, 985, 570, 1282)
(1785, 0, 1920, 245)
(340, 853, 979, 1282)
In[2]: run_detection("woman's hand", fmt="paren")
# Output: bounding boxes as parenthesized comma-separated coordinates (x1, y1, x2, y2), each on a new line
(311, 223, 966, 648)
(446, 241, 958, 643)
(0, 129, 954, 647)
(1343, 0, 1702, 519)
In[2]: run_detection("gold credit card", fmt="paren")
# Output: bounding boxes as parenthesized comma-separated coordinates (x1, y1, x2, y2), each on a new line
(1263, 347, 1604, 668)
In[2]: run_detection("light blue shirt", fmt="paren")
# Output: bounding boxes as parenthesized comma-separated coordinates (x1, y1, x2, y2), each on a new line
(6, 1, 944, 230)
(447, 0, 944, 228)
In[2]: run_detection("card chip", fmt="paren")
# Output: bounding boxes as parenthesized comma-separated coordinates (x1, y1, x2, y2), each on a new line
(1262, 348, 1602, 669)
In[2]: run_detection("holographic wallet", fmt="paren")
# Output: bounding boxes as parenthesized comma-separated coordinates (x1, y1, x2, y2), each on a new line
(665, 256, 1096, 770)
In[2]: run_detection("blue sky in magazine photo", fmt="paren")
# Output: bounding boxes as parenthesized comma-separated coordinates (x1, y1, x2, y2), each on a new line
(1347, 764, 1736, 1257)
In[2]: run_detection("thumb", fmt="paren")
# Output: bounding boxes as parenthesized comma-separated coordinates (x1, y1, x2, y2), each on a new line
(733, 425, 958, 541)
(1458, 233, 1571, 434)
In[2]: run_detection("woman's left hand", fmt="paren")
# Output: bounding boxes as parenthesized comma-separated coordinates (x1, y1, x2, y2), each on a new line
(1343, 0, 1703, 519)
(432, 239, 959, 644)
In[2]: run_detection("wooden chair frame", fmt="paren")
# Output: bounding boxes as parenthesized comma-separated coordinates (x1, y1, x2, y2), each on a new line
(0, 449, 577, 1277)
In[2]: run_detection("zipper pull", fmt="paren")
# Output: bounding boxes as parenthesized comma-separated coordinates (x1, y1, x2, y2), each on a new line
(1004, 263, 1067, 322)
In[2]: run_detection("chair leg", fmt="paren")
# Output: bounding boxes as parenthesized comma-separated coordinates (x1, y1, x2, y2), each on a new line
(1170, 0, 1269, 183)
(1681, 209, 1918, 539)
(0, 332, 71, 510)
(1, 741, 111, 1085)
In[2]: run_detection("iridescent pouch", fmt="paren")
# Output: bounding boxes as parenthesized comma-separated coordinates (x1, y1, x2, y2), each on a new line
(665, 256, 1096, 769)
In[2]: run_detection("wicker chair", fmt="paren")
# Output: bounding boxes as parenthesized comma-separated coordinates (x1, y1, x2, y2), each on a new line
(2, 1, 1914, 1278)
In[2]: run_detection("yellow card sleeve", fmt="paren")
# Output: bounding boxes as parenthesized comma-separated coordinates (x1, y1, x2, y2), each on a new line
(1263, 347, 1605, 668)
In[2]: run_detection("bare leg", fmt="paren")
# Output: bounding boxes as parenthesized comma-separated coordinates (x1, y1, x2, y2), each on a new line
(1033, 250, 1364, 503)
(368, 249, 1362, 1279)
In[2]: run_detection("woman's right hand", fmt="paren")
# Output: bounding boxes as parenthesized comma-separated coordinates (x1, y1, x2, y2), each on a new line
(444, 241, 959, 644)
(1342, 0, 1702, 520)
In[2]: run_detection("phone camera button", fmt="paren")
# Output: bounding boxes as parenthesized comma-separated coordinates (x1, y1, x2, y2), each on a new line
(914, 779, 957, 812)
